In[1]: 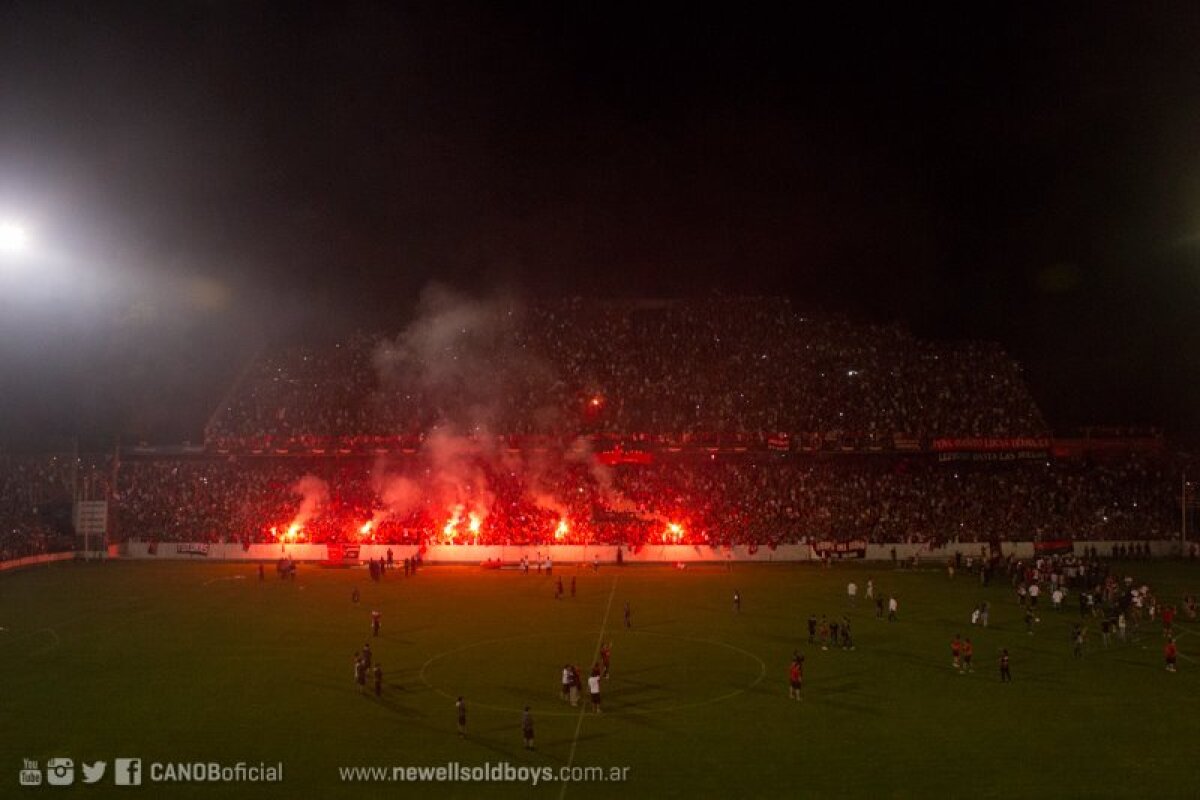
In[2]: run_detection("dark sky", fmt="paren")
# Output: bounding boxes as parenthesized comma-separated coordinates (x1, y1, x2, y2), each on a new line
(1, 2, 1199, 444)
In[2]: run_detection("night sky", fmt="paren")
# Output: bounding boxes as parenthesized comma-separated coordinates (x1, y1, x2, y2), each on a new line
(1, 3, 1199, 445)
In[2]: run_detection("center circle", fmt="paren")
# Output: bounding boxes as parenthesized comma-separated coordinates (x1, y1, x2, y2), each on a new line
(418, 629, 766, 717)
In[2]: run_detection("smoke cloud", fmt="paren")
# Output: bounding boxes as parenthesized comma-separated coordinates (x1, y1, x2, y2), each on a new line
(368, 285, 633, 535)
(289, 474, 329, 530)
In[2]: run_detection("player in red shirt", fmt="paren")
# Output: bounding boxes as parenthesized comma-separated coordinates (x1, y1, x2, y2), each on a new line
(1165, 638, 1178, 672)
(999, 649, 1012, 682)
(789, 655, 804, 700)
(1162, 605, 1176, 637)
(951, 635, 962, 671)
(962, 639, 974, 673)
(600, 641, 612, 679)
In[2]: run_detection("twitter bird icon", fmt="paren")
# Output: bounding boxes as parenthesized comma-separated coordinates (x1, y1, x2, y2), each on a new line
(82, 761, 107, 784)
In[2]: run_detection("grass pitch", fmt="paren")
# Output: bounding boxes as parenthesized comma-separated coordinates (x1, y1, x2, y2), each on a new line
(2, 559, 1198, 799)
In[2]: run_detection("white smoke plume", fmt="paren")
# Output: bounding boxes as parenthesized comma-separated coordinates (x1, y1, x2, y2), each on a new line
(369, 285, 631, 533)
(372, 284, 557, 433)
(289, 474, 329, 530)
(370, 462, 422, 525)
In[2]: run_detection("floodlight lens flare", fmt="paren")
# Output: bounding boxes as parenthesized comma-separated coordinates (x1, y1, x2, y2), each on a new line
(0, 220, 30, 254)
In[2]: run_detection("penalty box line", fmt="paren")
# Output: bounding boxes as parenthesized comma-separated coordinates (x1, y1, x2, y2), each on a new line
(559, 575, 618, 800)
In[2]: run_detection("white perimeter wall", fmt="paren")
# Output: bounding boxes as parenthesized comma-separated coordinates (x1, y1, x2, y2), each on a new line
(115, 539, 1186, 563)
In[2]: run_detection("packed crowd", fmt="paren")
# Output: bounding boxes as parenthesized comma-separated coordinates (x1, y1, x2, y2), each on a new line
(108, 452, 1181, 547)
(4, 300, 1190, 558)
(208, 299, 1048, 449)
(0, 456, 82, 560)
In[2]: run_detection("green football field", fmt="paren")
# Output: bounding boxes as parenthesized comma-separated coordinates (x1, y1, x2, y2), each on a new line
(2, 558, 1198, 799)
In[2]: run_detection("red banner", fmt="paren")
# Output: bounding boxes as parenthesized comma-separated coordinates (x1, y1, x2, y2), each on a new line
(1033, 540, 1073, 555)
(596, 446, 654, 466)
(932, 437, 1052, 452)
(323, 544, 360, 566)
(812, 539, 868, 559)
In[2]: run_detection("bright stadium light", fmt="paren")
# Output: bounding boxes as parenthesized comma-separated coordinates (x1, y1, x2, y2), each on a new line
(0, 219, 30, 256)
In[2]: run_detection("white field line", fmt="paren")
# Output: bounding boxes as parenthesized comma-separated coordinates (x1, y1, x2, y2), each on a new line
(559, 576, 618, 800)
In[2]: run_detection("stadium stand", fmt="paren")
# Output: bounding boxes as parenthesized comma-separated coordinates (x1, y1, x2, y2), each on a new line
(2, 300, 1191, 554)
(206, 300, 1048, 450)
(0, 456, 82, 560)
(108, 452, 1181, 547)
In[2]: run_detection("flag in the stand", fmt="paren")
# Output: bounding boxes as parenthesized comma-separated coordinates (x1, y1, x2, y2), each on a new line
(767, 433, 790, 451)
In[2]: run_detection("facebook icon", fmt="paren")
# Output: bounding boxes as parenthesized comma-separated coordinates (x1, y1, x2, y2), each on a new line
(114, 758, 142, 786)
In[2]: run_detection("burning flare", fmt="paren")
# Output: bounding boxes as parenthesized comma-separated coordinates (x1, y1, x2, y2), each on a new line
(443, 505, 464, 541)
(555, 518, 569, 540)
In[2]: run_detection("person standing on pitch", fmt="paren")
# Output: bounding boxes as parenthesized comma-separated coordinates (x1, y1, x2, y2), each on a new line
(588, 669, 602, 713)
(624, 601, 632, 628)
(733, 590, 741, 614)
(456, 696, 467, 737)
(522, 706, 535, 750)
(355, 655, 367, 694)
(569, 665, 582, 707)
(789, 655, 804, 701)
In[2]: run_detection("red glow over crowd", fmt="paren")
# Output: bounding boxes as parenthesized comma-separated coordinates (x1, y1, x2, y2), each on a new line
(0, 299, 1192, 559)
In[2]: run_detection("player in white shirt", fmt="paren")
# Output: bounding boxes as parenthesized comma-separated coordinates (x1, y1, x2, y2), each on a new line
(588, 671, 602, 713)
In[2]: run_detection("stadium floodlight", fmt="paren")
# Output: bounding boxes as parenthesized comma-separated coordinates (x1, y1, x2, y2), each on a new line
(0, 219, 30, 256)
